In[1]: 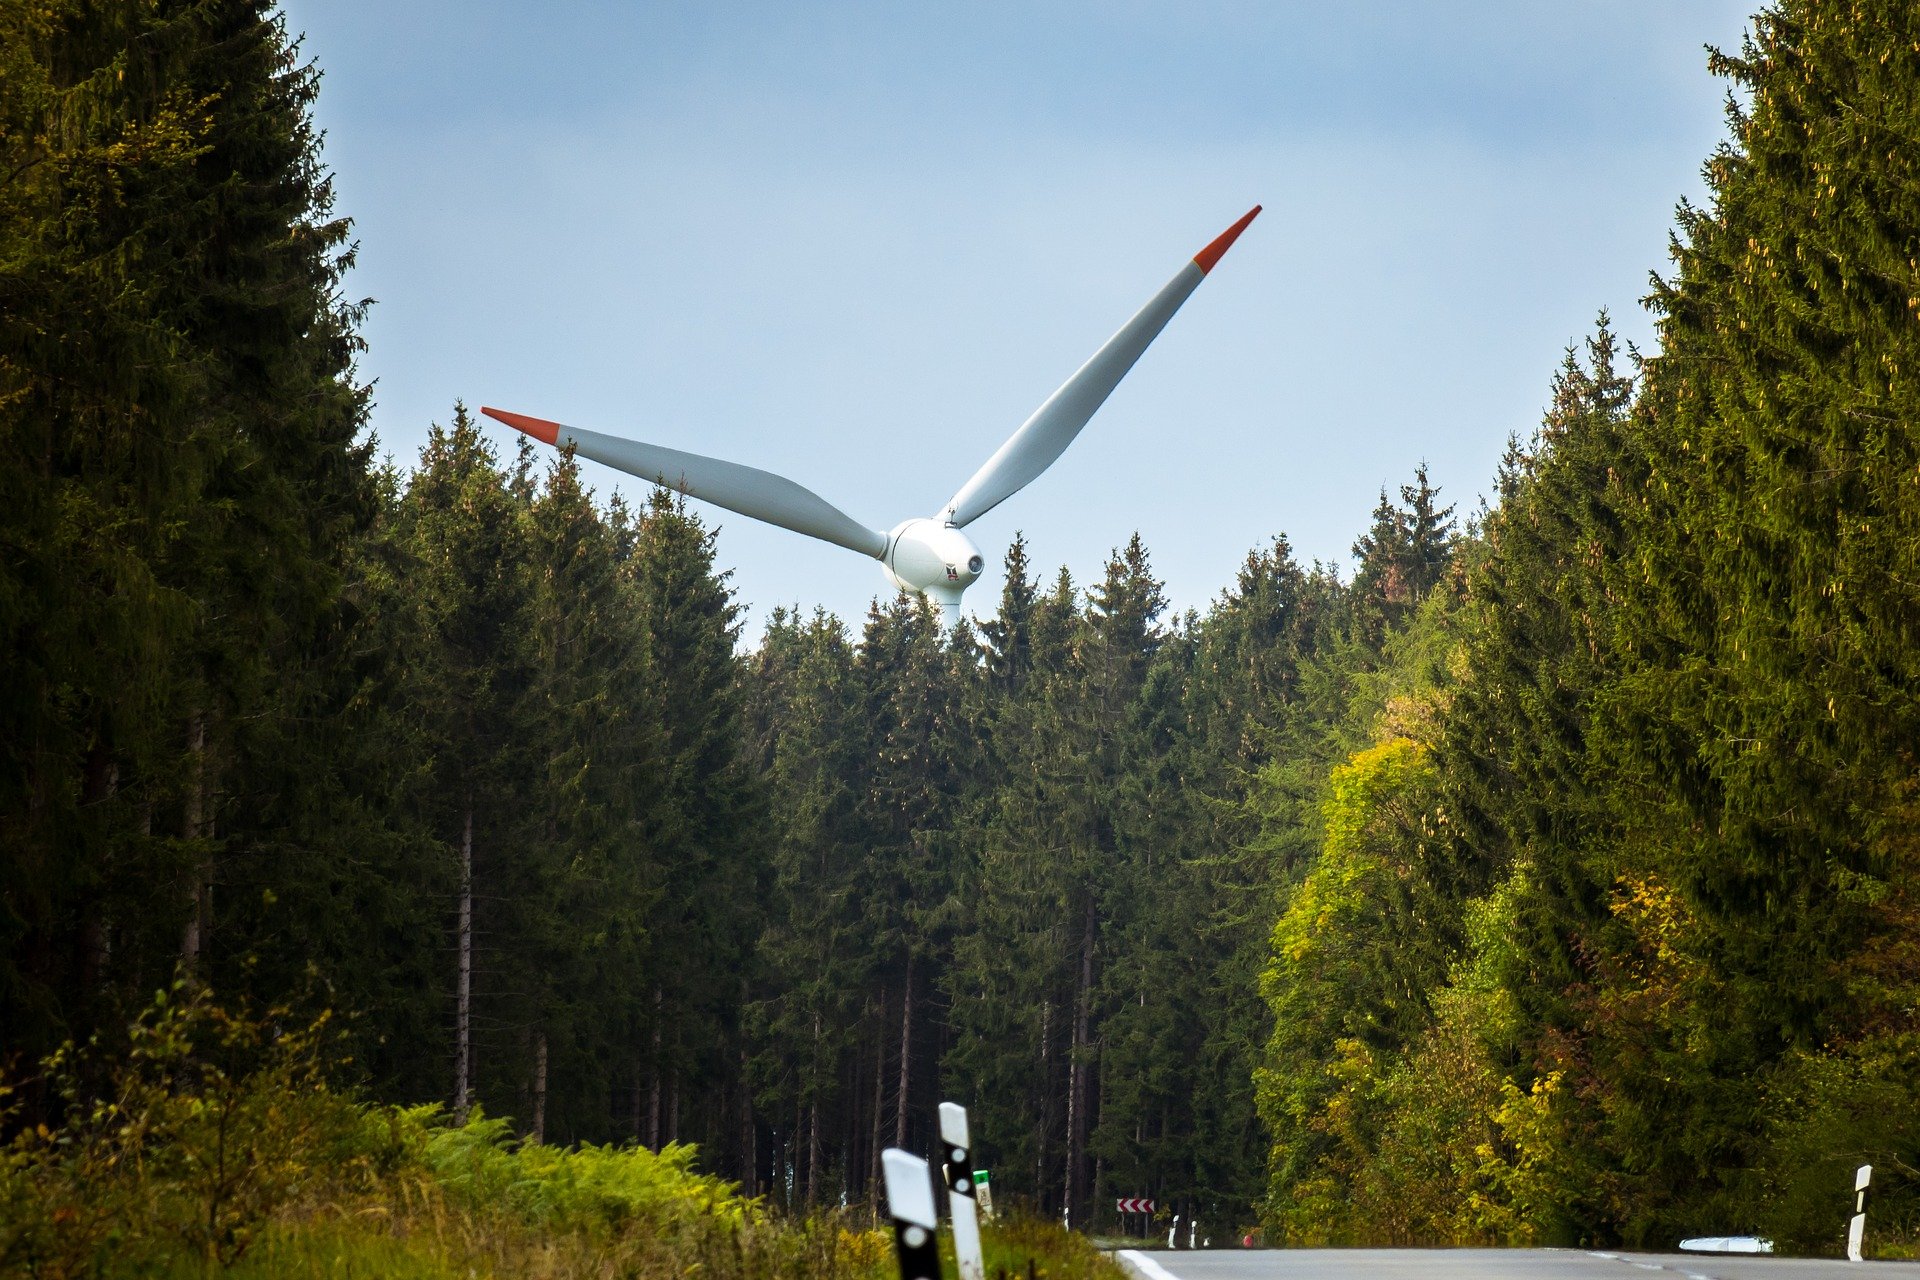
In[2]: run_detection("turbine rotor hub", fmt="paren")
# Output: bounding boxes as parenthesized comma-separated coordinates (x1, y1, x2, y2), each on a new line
(883, 518, 984, 616)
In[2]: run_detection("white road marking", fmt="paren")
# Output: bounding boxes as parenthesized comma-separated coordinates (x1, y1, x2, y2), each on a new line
(1117, 1250, 1185, 1280)
(1581, 1250, 1726, 1280)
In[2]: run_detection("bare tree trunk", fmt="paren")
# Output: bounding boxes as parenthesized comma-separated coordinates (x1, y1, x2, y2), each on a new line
(792, 1093, 805, 1209)
(648, 988, 663, 1149)
(807, 1009, 822, 1205)
(1037, 997, 1053, 1207)
(1065, 897, 1095, 1227)
(739, 1035, 756, 1195)
(667, 1069, 680, 1144)
(869, 995, 886, 1207)
(894, 954, 915, 1149)
(531, 1029, 548, 1143)
(641, 1059, 656, 1143)
(767, 1122, 782, 1210)
(804, 1099, 820, 1206)
(180, 713, 209, 969)
(455, 806, 473, 1123)
(76, 739, 115, 996)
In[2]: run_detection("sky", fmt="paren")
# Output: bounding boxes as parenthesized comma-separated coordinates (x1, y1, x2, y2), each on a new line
(283, 0, 1759, 639)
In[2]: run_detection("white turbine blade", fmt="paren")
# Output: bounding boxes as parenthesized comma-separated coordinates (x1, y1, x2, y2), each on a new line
(481, 407, 888, 559)
(942, 206, 1260, 529)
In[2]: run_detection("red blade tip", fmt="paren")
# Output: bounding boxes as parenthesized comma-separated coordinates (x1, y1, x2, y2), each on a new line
(1193, 205, 1261, 275)
(480, 406, 561, 446)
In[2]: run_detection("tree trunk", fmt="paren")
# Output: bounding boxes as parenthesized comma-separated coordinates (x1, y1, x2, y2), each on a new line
(455, 806, 473, 1123)
(738, 1034, 756, 1195)
(631, 1058, 644, 1141)
(1065, 896, 1095, 1227)
(1037, 997, 1053, 1207)
(806, 1099, 821, 1206)
(76, 738, 115, 998)
(894, 953, 915, 1149)
(869, 995, 886, 1207)
(792, 1093, 805, 1210)
(179, 712, 209, 969)
(531, 1029, 548, 1143)
(807, 1009, 822, 1205)
(648, 988, 663, 1149)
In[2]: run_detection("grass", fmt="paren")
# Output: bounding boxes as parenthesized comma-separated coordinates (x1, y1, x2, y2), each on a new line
(0, 985, 1122, 1279)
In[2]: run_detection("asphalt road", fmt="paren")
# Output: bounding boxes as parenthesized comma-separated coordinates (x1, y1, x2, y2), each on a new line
(1116, 1247, 1920, 1280)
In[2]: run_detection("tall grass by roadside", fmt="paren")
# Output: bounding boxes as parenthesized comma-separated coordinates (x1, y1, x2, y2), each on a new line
(0, 985, 1121, 1279)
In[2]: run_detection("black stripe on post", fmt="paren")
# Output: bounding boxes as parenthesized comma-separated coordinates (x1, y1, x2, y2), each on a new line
(883, 1148, 943, 1280)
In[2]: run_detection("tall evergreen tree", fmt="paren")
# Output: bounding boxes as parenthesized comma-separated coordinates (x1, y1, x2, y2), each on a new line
(624, 490, 765, 1167)
(391, 407, 537, 1122)
(0, 0, 373, 1068)
(746, 609, 868, 1204)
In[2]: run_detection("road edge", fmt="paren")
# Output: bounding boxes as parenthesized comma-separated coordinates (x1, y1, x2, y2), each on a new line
(1116, 1249, 1184, 1280)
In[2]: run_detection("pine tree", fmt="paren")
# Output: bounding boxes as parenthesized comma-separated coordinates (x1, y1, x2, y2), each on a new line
(391, 407, 537, 1122)
(746, 609, 868, 1204)
(1168, 535, 1337, 1222)
(1583, 0, 1920, 1237)
(624, 490, 764, 1167)
(1351, 468, 1457, 647)
(980, 534, 1038, 696)
(0, 0, 374, 1064)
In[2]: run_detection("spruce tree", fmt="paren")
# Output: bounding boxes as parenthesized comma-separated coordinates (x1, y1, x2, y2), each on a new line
(391, 407, 537, 1121)
(0, 0, 374, 1062)
(624, 490, 764, 1166)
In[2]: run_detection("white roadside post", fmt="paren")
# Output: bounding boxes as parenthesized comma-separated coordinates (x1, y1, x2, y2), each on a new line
(883, 1149, 943, 1280)
(1848, 1163, 1872, 1262)
(1168, 1213, 1180, 1249)
(939, 1103, 986, 1280)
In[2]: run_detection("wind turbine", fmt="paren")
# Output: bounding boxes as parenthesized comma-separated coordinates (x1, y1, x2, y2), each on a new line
(482, 205, 1260, 621)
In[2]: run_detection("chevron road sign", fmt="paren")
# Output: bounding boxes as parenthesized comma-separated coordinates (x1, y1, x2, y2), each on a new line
(1116, 1198, 1155, 1214)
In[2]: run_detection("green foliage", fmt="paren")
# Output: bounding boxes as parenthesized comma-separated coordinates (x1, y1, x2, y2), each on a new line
(0, 0, 376, 1063)
(1257, 738, 1456, 1243)
(418, 1111, 753, 1234)
(1252, 0, 1920, 1249)
(0, 983, 368, 1272)
(13, 0, 1920, 1260)
(0, 990, 898, 1279)
(0, 1016, 1100, 1279)
(971, 1213, 1130, 1280)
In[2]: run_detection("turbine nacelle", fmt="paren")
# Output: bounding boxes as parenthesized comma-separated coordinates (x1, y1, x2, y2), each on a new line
(884, 518, 985, 618)
(482, 205, 1260, 626)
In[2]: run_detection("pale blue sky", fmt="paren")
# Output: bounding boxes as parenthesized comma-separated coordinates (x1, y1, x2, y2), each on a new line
(286, 1, 1757, 636)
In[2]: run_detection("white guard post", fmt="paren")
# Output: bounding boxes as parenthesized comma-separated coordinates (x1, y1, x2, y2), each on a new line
(883, 1149, 943, 1280)
(1168, 1213, 1180, 1249)
(939, 1103, 985, 1280)
(1848, 1163, 1872, 1262)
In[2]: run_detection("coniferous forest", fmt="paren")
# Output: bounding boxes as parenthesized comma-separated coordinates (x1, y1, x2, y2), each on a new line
(6, 0, 1920, 1266)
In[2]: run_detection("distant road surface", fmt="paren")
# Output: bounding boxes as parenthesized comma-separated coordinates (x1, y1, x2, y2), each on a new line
(1116, 1248, 1920, 1280)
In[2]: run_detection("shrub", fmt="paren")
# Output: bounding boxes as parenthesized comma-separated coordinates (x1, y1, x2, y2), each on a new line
(0, 982, 366, 1274)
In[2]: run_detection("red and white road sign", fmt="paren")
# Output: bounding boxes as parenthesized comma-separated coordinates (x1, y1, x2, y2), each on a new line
(1116, 1198, 1155, 1214)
